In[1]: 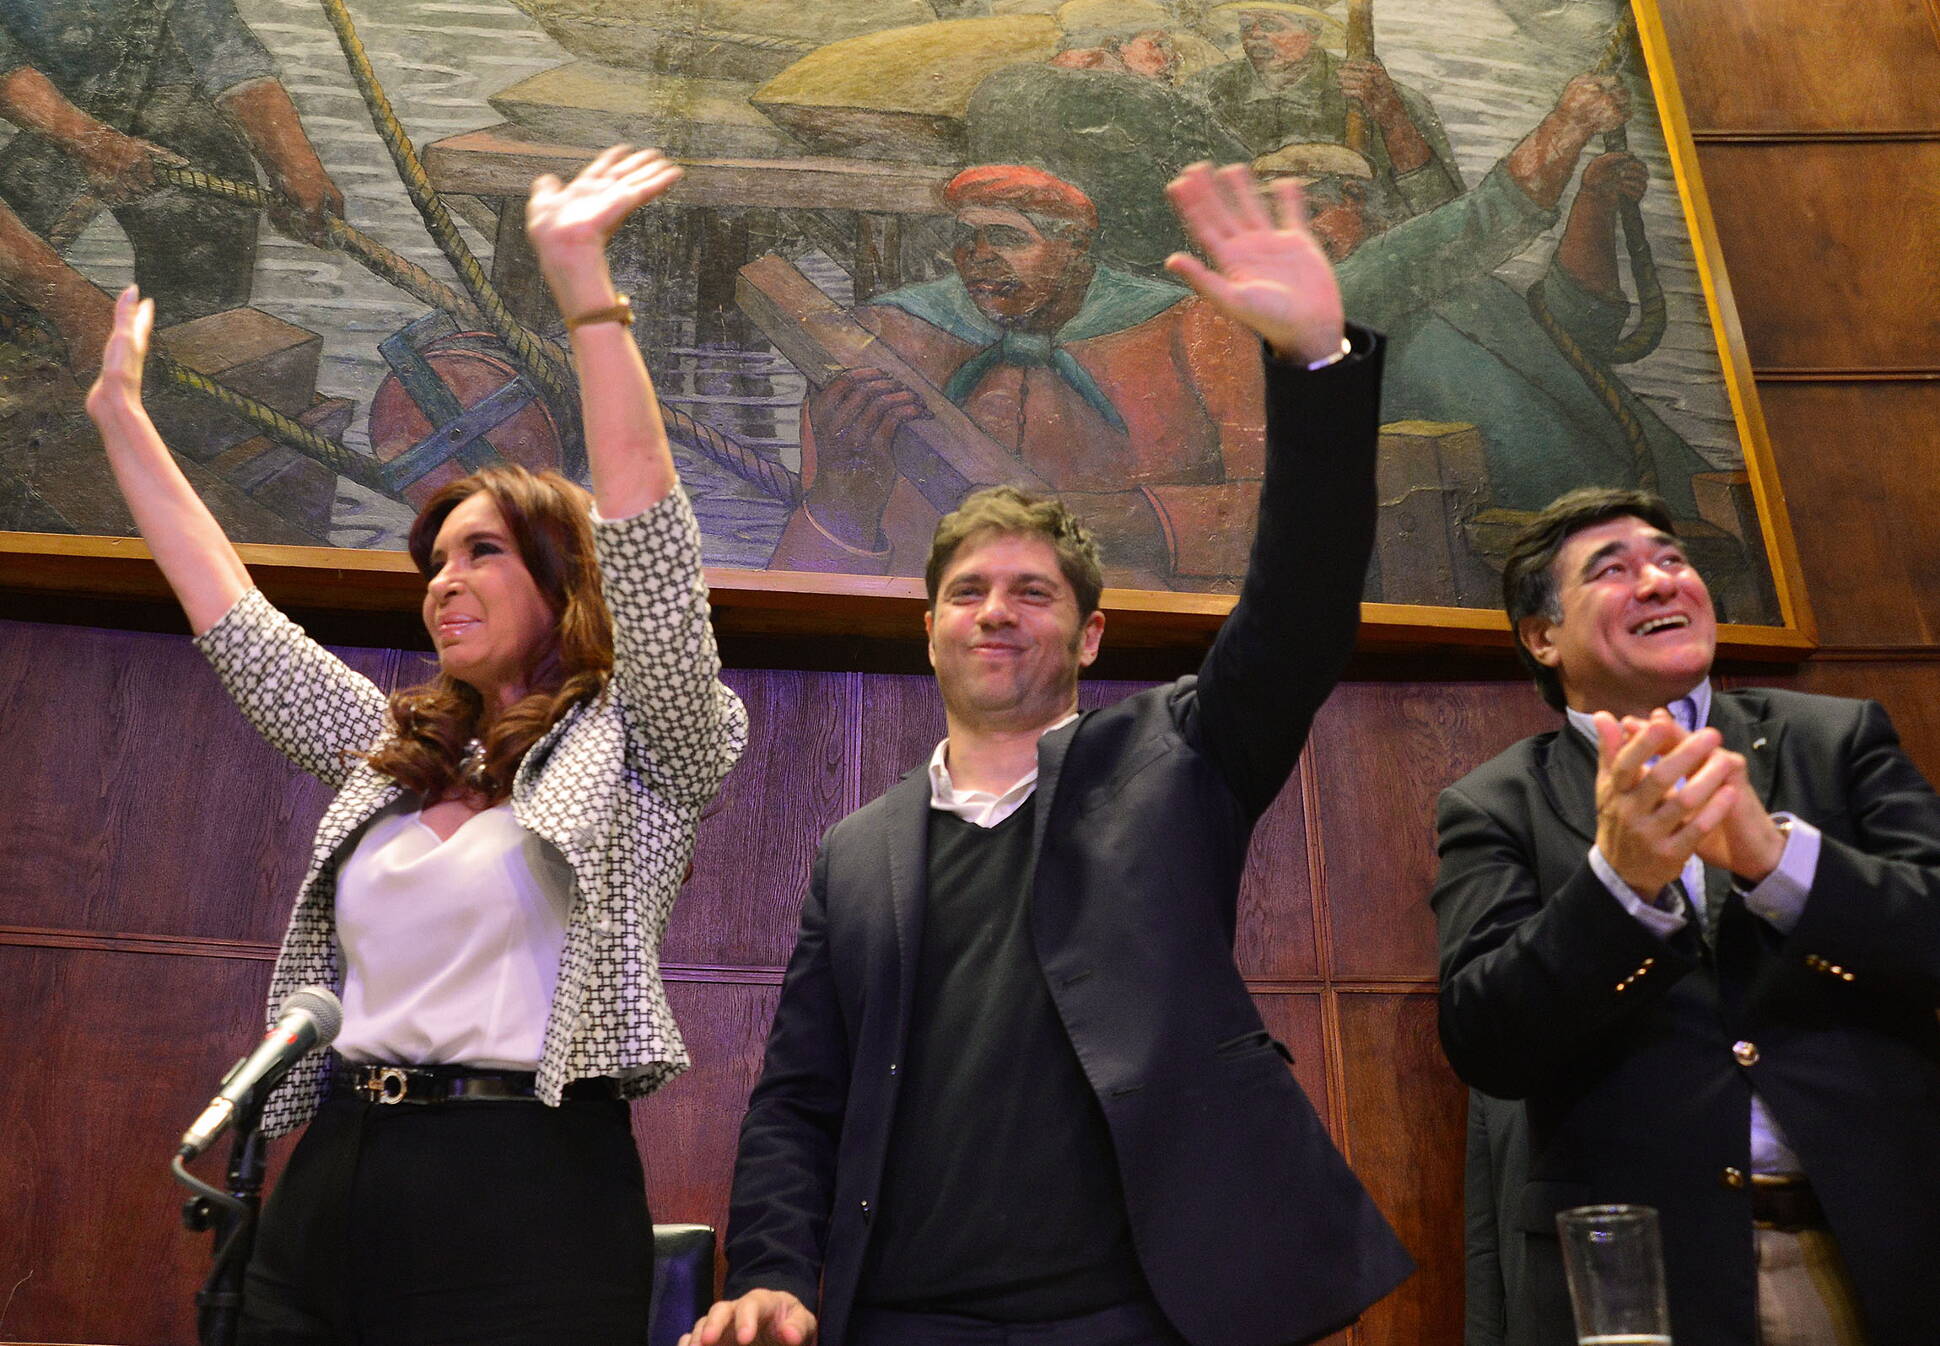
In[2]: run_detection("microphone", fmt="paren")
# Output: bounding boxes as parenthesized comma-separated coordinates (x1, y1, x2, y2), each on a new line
(179, 986, 343, 1159)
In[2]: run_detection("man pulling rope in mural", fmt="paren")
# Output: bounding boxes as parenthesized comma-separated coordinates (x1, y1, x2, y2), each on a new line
(0, 0, 345, 347)
(1256, 70, 1715, 521)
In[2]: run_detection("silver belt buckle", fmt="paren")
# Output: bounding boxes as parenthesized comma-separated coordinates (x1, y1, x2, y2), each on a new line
(363, 1066, 411, 1105)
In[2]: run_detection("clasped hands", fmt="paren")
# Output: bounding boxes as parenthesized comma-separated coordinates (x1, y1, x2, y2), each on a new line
(1594, 709, 1785, 899)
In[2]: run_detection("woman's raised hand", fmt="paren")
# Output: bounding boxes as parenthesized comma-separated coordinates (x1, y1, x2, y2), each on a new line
(82, 282, 252, 633)
(526, 146, 682, 314)
(83, 285, 155, 423)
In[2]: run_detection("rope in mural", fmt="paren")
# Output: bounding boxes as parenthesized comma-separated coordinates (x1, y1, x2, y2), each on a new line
(1524, 7, 1668, 493)
(1592, 12, 1668, 366)
(153, 165, 801, 503)
(331, 0, 806, 501)
(158, 167, 490, 331)
(149, 354, 393, 492)
(0, 305, 392, 493)
(278, 0, 804, 502)
(6, 4, 804, 509)
(314, 0, 578, 414)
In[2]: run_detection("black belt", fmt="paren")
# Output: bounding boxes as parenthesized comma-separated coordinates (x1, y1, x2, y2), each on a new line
(1751, 1175, 1827, 1232)
(332, 1059, 619, 1106)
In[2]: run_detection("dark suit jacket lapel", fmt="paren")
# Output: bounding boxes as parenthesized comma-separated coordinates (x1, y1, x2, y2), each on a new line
(1537, 725, 1598, 846)
(1706, 691, 1783, 814)
(1029, 715, 1083, 862)
(882, 770, 933, 1026)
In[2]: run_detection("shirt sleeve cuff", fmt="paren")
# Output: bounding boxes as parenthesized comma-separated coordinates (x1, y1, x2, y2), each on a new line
(1739, 814, 1820, 935)
(1589, 844, 1689, 937)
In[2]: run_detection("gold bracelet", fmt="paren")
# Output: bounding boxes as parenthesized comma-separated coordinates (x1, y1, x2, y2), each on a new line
(566, 295, 633, 330)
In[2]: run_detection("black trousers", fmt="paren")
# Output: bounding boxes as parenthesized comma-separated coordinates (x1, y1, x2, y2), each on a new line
(848, 1301, 1192, 1346)
(240, 1090, 653, 1345)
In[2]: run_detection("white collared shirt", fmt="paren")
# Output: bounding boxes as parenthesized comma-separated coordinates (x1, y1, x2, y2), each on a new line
(927, 713, 1080, 828)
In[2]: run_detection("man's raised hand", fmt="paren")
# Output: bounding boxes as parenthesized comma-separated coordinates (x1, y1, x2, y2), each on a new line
(1163, 161, 1346, 366)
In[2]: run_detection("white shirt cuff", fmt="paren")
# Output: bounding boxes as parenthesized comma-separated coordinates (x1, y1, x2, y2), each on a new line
(1588, 844, 1689, 938)
(1739, 814, 1820, 935)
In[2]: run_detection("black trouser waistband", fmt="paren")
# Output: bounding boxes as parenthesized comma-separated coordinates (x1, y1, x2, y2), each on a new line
(329, 1056, 619, 1105)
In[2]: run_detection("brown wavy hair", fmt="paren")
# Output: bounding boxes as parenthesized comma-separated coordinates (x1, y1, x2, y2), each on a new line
(365, 464, 614, 803)
(925, 485, 1105, 618)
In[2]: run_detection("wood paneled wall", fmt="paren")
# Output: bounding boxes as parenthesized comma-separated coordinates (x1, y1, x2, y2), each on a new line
(5, 3, 1940, 1343)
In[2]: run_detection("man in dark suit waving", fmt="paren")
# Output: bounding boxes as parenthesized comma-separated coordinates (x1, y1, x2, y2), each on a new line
(684, 162, 1412, 1346)
(1434, 488, 1940, 1346)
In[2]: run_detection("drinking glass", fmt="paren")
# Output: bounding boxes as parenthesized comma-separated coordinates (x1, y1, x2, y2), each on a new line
(1556, 1203, 1672, 1345)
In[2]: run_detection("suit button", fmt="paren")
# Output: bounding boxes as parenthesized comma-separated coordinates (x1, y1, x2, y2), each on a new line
(1732, 1040, 1759, 1067)
(888, 1063, 898, 1076)
(1721, 1167, 1746, 1189)
(860, 1199, 872, 1219)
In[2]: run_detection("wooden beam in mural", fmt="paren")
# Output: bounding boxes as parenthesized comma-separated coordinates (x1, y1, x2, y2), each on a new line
(735, 251, 1050, 514)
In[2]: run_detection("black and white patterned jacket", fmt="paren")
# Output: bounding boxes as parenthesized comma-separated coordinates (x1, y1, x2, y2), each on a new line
(195, 490, 748, 1136)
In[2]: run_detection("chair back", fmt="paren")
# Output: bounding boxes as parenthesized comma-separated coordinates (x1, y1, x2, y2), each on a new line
(651, 1223, 717, 1346)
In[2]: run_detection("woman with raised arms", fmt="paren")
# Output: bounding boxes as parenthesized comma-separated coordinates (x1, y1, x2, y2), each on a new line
(86, 147, 746, 1344)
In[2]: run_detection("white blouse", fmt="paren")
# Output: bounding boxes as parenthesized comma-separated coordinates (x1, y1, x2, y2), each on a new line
(333, 802, 575, 1070)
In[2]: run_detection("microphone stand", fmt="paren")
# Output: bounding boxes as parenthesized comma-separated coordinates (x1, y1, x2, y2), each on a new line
(171, 1086, 269, 1346)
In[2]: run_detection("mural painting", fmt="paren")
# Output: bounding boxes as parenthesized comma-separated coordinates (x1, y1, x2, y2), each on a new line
(0, 0, 1787, 625)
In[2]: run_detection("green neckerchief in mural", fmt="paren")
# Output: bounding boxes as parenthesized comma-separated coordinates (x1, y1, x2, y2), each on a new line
(873, 266, 1190, 433)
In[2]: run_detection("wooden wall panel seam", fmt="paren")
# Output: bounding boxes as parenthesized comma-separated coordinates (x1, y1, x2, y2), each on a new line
(661, 965, 787, 985)
(1792, 648, 1940, 662)
(1295, 745, 1358, 1157)
(844, 668, 864, 816)
(1694, 130, 1940, 143)
(0, 929, 800, 985)
(1299, 747, 1333, 979)
(1756, 369, 1940, 382)
(0, 925, 276, 960)
(1247, 979, 1437, 994)
(0, 929, 1440, 994)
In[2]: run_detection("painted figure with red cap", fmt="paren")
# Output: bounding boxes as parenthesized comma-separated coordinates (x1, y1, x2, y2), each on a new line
(767, 163, 1275, 590)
